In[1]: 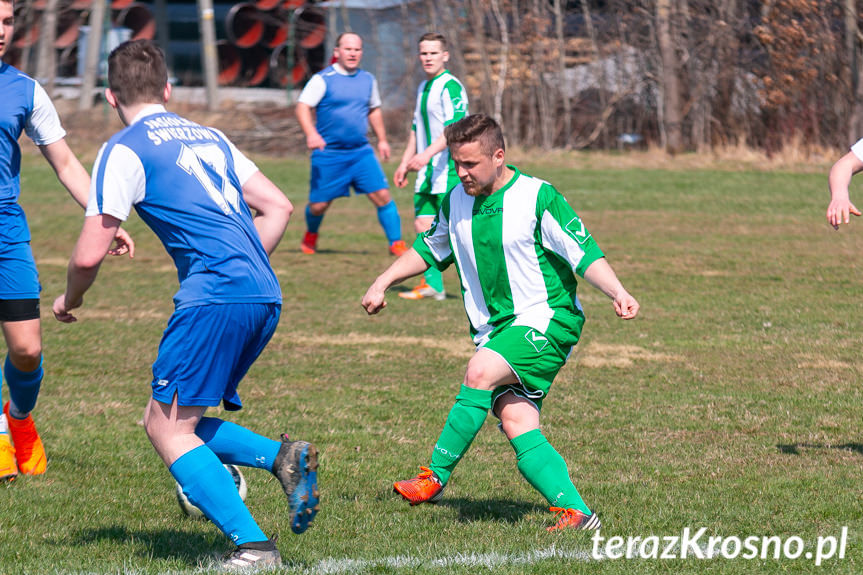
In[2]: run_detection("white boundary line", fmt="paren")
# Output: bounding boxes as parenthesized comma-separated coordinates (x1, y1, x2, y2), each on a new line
(306, 546, 595, 574)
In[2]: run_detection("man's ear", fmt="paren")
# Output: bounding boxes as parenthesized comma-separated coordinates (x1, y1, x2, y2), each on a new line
(104, 88, 118, 109)
(163, 82, 171, 103)
(493, 147, 505, 168)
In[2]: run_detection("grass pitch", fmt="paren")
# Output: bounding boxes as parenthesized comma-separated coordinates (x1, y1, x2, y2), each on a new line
(2, 152, 862, 574)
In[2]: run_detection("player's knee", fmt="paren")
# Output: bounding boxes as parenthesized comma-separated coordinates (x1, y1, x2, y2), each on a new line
(142, 416, 159, 441)
(499, 412, 535, 439)
(7, 345, 42, 371)
(369, 190, 392, 206)
(414, 218, 433, 234)
(464, 362, 493, 389)
(499, 417, 519, 437)
(308, 202, 329, 216)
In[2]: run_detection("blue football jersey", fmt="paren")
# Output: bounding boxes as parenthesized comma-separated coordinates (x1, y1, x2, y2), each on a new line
(310, 65, 376, 150)
(89, 105, 281, 309)
(0, 62, 67, 244)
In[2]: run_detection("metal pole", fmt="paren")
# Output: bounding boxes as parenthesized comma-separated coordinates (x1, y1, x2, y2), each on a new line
(79, 0, 107, 110)
(197, 0, 219, 110)
(154, 0, 172, 74)
(285, 8, 298, 106)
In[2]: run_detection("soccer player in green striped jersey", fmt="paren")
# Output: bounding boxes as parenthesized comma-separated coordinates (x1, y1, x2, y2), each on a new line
(363, 114, 639, 531)
(394, 33, 468, 302)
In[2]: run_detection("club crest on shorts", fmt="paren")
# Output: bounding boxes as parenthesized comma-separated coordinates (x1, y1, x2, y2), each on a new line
(524, 329, 549, 352)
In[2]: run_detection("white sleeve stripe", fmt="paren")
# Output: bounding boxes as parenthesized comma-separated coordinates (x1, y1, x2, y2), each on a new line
(370, 77, 382, 109)
(25, 82, 66, 146)
(540, 209, 587, 273)
(87, 143, 144, 220)
(851, 138, 863, 162)
(297, 74, 326, 107)
(421, 211, 453, 262)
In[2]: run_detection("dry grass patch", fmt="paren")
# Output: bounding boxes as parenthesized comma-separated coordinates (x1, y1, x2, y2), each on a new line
(576, 342, 683, 368)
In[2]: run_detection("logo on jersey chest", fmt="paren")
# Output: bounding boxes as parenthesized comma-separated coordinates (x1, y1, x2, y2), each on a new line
(472, 206, 503, 216)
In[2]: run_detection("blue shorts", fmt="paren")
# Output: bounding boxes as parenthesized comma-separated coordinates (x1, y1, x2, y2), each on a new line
(151, 302, 281, 411)
(0, 241, 40, 299)
(309, 144, 388, 203)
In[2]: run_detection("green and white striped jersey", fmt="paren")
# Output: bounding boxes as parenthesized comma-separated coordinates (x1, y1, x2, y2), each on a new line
(411, 70, 468, 195)
(413, 166, 605, 345)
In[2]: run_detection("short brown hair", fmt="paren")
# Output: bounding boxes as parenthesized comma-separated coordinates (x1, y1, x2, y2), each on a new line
(418, 32, 446, 49)
(444, 114, 505, 156)
(107, 40, 167, 107)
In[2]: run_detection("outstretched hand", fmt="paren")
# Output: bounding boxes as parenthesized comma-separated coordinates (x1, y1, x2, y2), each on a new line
(613, 291, 640, 320)
(108, 227, 135, 257)
(394, 165, 409, 188)
(52, 293, 80, 323)
(361, 284, 387, 315)
(306, 133, 326, 151)
(826, 198, 862, 230)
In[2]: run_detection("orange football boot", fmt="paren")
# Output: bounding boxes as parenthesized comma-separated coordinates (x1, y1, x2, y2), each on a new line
(0, 433, 17, 482)
(4, 402, 46, 475)
(546, 507, 601, 532)
(398, 280, 446, 301)
(393, 466, 444, 505)
(388, 240, 408, 256)
(300, 231, 318, 255)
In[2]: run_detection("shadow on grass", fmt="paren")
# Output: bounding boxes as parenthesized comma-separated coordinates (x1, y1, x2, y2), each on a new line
(437, 497, 545, 523)
(296, 248, 370, 256)
(777, 442, 863, 455)
(66, 525, 225, 564)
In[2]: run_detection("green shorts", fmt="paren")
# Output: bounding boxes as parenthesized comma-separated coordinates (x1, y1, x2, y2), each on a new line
(484, 317, 582, 413)
(414, 192, 443, 218)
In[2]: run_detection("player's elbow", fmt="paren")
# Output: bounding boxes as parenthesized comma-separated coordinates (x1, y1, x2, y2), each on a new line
(71, 251, 105, 272)
(273, 194, 293, 224)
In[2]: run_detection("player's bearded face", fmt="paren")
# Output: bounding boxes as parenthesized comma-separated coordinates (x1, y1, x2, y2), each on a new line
(452, 141, 498, 197)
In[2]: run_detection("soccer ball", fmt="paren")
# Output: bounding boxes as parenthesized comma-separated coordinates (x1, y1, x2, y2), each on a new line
(175, 463, 248, 519)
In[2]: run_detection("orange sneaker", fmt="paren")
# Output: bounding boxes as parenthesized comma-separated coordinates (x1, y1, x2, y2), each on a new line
(546, 507, 601, 532)
(5, 402, 47, 475)
(301, 231, 318, 255)
(0, 433, 17, 482)
(398, 281, 446, 301)
(393, 466, 444, 505)
(389, 240, 408, 256)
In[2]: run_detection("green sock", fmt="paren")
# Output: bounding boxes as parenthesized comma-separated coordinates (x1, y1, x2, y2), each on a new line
(429, 385, 492, 484)
(510, 429, 591, 515)
(424, 267, 444, 293)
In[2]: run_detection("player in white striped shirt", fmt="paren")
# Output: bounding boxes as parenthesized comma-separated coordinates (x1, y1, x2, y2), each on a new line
(363, 114, 639, 531)
(394, 33, 468, 301)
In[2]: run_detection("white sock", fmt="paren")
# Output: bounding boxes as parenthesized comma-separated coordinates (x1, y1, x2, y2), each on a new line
(0, 413, 8, 434)
(8, 401, 27, 420)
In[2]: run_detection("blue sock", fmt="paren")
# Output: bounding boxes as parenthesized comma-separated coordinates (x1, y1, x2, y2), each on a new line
(376, 200, 402, 243)
(5, 354, 43, 416)
(169, 445, 267, 545)
(195, 417, 281, 470)
(305, 205, 324, 234)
